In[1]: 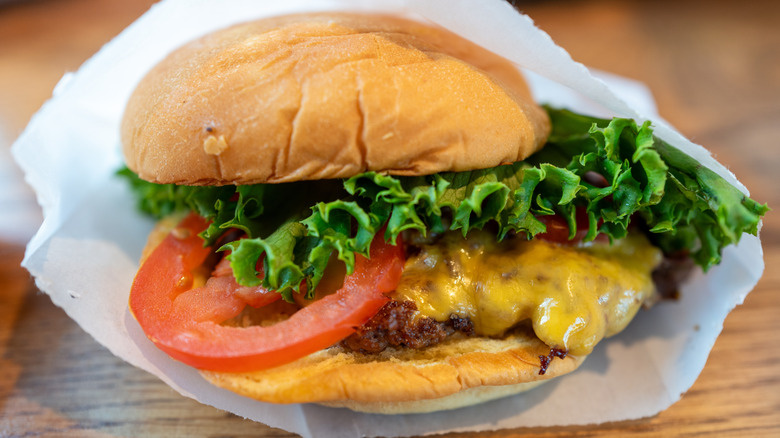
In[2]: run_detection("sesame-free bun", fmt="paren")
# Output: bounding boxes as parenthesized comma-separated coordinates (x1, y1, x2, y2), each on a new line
(201, 328, 584, 414)
(121, 13, 550, 185)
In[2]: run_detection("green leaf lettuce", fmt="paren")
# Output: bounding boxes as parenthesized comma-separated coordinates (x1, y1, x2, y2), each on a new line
(119, 108, 768, 299)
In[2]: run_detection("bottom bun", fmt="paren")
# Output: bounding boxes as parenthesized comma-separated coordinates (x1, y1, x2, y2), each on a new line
(320, 380, 548, 414)
(200, 327, 585, 414)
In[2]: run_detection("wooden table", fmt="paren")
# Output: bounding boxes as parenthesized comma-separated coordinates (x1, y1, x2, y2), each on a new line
(1, 0, 778, 436)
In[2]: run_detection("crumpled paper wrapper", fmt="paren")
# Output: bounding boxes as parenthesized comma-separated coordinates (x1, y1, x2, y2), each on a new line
(11, 0, 765, 437)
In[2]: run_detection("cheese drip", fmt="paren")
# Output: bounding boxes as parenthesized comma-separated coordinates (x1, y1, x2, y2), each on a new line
(393, 230, 663, 356)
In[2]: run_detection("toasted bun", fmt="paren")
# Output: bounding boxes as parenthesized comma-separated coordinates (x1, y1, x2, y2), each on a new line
(200, 329, 583, 414)
(121, 13, 550, 185)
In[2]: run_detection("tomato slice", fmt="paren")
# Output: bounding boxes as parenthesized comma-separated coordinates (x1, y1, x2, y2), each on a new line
(536, 208, 605, 244)
(129, 213, 405, 372)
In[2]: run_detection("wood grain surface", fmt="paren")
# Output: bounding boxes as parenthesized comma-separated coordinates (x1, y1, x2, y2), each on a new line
(1, 0, 779, 437)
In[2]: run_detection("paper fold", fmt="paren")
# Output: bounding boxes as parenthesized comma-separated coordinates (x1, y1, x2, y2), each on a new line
(11, 1, 764, 437)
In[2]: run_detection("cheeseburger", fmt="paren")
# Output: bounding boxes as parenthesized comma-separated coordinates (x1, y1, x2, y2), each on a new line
(119, 13, 766, 413)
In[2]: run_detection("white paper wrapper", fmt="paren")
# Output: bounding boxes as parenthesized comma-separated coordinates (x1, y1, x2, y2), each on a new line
(11, 0, 765, 437)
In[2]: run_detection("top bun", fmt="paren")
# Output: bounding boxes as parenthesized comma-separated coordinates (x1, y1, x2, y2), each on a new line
(121, 13, 551, 185)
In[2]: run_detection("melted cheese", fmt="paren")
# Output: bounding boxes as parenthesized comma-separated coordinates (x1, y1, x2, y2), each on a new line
(392, 230, 663, 356)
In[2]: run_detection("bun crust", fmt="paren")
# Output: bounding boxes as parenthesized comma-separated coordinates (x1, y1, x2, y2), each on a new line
(121, 13, 550, 185)
(200, 329, 584, 414)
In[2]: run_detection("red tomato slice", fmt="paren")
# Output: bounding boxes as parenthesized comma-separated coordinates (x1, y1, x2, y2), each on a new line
(129, 213, 405, 372)
(536, 208, 605, 244)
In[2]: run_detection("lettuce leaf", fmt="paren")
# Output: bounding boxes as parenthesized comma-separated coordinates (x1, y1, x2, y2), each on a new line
(119, 108, 768, 298)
